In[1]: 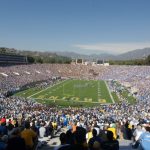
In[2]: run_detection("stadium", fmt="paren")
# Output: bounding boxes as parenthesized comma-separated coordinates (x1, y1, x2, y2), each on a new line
(1, 1, 150, 150)
(0, 58, 150, 150)
(1, 62, 138, 106)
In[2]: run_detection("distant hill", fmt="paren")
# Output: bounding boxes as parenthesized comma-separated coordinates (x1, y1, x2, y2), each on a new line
(56, 51, 117, 60)
(57, 48, 150, 60)
(56, 52, 86, 59)
(117, 48, 150, 60)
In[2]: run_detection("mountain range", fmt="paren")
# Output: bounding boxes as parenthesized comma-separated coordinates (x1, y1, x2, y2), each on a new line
(1, 47, 150, 61)
(56, 48, 150, 60)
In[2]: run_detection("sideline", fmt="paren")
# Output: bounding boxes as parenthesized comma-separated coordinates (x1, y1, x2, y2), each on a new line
(104, 81, 115, 104)
(27, 80, 67, 98)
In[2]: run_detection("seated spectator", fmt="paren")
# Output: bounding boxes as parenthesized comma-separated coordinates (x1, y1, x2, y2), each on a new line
(107, 124, 117, 140)
(1, 117, 6, 125)
(133, 125, 144, 142)
(54, 133, 70, 150)
(86, 127, 93, 143)
(0, 122, 7, 136)
(72, 122, 77, 133)
(39, 123, 46, 138)
(99, 126, 108, 141)
(66, 130, 74, 145)
(31, 121, 38, 134)
(0, 135, 7, 150)
(102, 131, 119, 150)
(7, 121, 14, 136)
(124, 121, 132, 140)
(139, 126, 150, 150)
(21, 121, 37, 150)
(70, 127, 88, 150)
(46, 122, 54, 138)
(88, 129, 102, 150)
(93, 123, 100, 135)
(7, 136, 26, 150)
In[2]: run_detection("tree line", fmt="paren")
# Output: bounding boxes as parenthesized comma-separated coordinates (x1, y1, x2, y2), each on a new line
(27, 55, 72, 64)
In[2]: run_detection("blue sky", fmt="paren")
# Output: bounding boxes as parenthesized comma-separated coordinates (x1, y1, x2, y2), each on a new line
(0, 0, 150, 54)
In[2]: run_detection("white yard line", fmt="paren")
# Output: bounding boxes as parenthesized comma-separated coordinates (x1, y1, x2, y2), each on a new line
(104, 81, 115, 104)
(62, 79, 73, 95)
(98, 81, 100, 99)
(27, 80, 66, 98)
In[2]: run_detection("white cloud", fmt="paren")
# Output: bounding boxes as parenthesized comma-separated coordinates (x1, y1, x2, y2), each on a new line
(74, 42, 150, 54)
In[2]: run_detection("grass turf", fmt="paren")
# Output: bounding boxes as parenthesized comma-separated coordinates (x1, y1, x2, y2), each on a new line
(14, 79, 114, 106)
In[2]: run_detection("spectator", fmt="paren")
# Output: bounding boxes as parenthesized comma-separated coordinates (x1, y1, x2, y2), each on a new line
(54, 133, 70, 150)
(133, 125, 144, 142)
(102, 131, 119, 150)
(0, 136, 7, 150)
(21, 121, 37, 150)
(139, 126, 150, 150)
(88, 129, 102, 150)
(70, 127, 88, 150)
(39, 123, 46, 138)
(0, 122, 7, 136)
(7, 136, 26, 150)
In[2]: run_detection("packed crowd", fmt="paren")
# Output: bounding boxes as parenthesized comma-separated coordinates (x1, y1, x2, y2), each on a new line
(102, 66, 150, 102)
(0, 95, 150, 150)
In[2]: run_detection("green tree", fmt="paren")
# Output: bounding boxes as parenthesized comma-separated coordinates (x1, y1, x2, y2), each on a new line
(35, 56, 43, 63)
(146, 55, 150, 65)
(27, 56, 35, 63)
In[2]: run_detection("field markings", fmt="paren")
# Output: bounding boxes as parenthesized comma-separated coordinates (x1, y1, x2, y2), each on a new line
(62, 79, 74, 96)
(34, 97, 106, 104)
(104, 81, 115, 103)
(98, 81, 102, 99)
(26, 79, 114, 104)
(98, 81, 100, 99)
(27, 80, 67, 98)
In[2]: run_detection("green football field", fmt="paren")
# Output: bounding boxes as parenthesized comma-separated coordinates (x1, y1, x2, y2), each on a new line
(15, 79, 115, 107)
